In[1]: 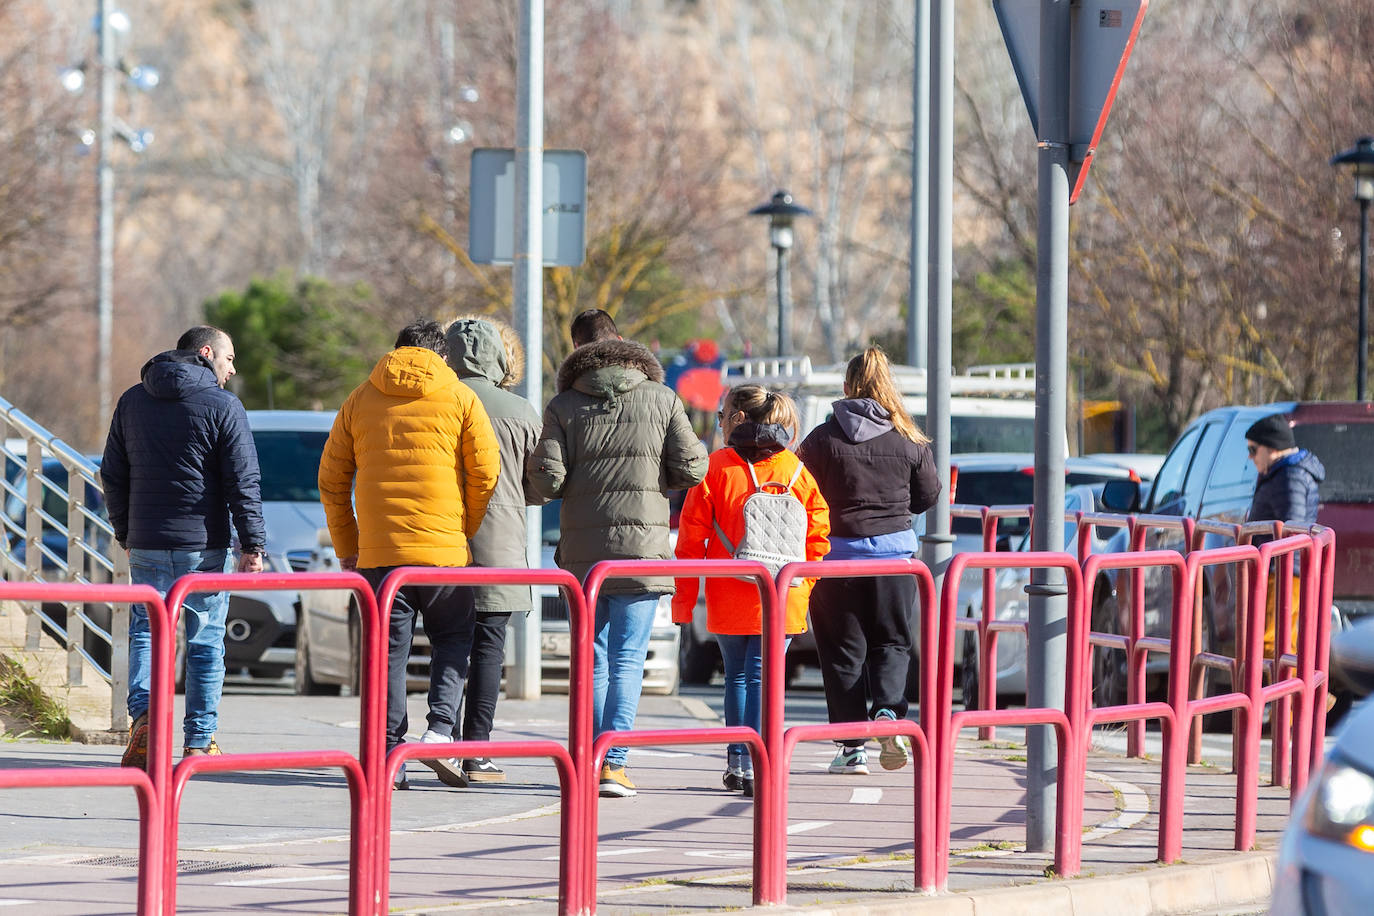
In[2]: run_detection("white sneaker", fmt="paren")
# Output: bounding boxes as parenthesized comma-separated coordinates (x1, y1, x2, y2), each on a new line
(419, 729, 468, 788)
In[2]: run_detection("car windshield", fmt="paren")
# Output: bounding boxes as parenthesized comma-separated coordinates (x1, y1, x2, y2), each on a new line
(1294, 422, 1374, 504)
(253, 431, 329, 502)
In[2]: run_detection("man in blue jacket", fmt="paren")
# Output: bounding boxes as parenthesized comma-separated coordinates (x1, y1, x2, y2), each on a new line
(102, 326, 266, 768)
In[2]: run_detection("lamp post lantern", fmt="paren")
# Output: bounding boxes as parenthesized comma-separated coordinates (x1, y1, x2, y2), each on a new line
(749, 190, 811, 357)
(1332, 136, 1374, 401)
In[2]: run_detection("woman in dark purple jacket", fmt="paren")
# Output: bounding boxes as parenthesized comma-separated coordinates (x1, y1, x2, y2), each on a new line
(797, 347, 941, 776)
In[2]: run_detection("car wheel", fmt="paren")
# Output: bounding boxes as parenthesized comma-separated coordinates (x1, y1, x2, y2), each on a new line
(960, 635, 980, 710)
(294, 613, 339, 696)
(1090, 586, 1127, 708)
(678, 625, 718, 686)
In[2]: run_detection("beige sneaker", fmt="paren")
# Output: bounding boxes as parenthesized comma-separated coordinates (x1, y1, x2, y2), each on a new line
(599, 764, 637, 798)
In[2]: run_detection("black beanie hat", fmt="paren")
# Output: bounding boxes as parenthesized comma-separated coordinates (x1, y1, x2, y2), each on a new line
(1245, 413, 1296, 451)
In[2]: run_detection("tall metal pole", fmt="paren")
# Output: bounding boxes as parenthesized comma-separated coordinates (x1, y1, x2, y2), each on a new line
(920, 0, 954, 687)
(1026, 0, 1071, 852)
(776, 246, 791, 357)
(97, 0, 115, 430)
(510, 0, 544, 700)
(1358, 197, 1369, 401)
(908, 0, 930, 369)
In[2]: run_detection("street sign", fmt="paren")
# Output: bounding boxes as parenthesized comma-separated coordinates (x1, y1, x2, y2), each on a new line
(468, 148, 587, 266)
(993, 0, 1147, 203)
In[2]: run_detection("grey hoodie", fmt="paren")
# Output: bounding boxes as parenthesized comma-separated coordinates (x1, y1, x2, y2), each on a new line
(445, 318, 546, 613)
(832, 398, 894, 443)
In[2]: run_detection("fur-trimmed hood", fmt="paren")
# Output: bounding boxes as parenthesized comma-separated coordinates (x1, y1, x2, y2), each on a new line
(555, 338, 665, 397)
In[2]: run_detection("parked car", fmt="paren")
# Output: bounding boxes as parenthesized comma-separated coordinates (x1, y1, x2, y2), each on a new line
(293, 528, 431, 695)
(1270, 621, 1374, 915)
(220, 410, 337, 683)
(0, 455, 114, 668)
(538, 500, 681, 695)
(956, 484, 1115, 705)
(1097, 401, 1374, 717)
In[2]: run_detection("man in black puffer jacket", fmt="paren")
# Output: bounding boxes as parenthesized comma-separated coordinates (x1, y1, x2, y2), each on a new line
(102, 326, 266, 769)
(1244, 412, 1325, 658)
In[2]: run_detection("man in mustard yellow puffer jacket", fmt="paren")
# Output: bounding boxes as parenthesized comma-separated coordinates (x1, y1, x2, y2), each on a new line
(319, 319, 500, 789)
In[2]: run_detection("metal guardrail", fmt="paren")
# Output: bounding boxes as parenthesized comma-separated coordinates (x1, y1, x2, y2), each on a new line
(1, 394, 127, 730)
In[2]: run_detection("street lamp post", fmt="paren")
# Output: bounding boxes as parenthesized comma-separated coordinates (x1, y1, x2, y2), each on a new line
(63, 2, 158, 429)
(749, 190, 811, 358)
(1332, 136, 1374, 401)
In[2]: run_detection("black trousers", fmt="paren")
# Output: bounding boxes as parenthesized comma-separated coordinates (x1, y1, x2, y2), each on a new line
(462, 612, 512, 742)
(810, 573, 915, 746)
(362, 567, 475, 754)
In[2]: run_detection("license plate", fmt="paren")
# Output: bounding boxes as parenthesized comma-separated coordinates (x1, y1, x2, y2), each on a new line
(541, 631, 571, 657)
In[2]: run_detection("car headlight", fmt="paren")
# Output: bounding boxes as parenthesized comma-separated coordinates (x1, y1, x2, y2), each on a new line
(1306, 758, 1374, 852)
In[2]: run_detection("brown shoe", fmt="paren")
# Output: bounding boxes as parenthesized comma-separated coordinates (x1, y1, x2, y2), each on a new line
(120, 714, 148, 770)
(183, 739, 222, 757)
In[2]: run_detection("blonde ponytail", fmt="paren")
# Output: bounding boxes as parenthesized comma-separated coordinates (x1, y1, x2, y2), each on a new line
(843, 346, 929, 445)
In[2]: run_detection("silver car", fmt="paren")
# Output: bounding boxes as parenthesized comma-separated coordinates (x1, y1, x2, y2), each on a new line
(215, 410, 336, 683)
(1270, 621, 1374, 914)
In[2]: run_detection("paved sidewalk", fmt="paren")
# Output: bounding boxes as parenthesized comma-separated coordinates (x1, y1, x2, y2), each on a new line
(0, 682, 1292, 915)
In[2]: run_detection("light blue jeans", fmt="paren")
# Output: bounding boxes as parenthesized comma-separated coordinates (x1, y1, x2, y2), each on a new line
(716, 633, 790, 772)
(592, 593, 660, 768)
(127, 548, 231, 748)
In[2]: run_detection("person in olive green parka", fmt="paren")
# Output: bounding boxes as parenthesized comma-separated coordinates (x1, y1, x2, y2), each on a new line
(444, 316, 547, 783)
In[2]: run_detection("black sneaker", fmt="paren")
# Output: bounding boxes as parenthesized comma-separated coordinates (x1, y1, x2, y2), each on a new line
(742, 774, 755, 798)
(722, 767, 745, 792)
(462, 757, 506, 783)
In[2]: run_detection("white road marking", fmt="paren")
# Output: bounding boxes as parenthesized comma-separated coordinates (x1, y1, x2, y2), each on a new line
(787, 820, 831, 835)
(216, 874, 349, 887)
(848, 787, 884, 804)
(211, 802, 564, 851)
(1082, 768, 1151, 841)
(0, 901, 37, 907)
(543, 846, 661, 861)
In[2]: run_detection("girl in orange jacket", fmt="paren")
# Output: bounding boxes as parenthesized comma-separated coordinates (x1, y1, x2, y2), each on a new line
(672, 385, 830, 795)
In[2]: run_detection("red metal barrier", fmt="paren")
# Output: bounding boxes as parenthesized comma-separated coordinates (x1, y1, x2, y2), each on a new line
(1079, 550, 1189, 863)
(774, 557, 939, 892)
(935, 551, 1084, 883)
(582, 558, 779, 910)
(0, 580, 169, 914)
(168, 750, 368, 913)
(370, 566, 588, 916)
(1307, 527, 1336, 776)
(164, 571, 381, 915)
(376, 739, 577, 913)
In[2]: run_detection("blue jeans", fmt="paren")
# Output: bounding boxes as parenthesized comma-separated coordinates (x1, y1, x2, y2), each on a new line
(127, 548, 231, 748)
(592, 593, 659, 768)
(716, 633, 790, 771)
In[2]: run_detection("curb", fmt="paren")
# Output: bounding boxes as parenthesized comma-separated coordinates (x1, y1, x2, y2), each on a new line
(749, 850, 1275, 915)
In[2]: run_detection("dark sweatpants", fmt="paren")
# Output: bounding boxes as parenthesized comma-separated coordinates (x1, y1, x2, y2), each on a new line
(362, 566, 475, 754)
(810, 573, 916, 747)
(462, 612, 512, 742)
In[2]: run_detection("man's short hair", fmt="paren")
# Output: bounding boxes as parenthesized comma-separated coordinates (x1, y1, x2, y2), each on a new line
(570, 309, 618, 347)
(395, 319, 450, 361)
(177, 326, 228, 354)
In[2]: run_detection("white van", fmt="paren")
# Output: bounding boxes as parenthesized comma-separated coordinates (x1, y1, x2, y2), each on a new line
(721, 357, 1038, 448)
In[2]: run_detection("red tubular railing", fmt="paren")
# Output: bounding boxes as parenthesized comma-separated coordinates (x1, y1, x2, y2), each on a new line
(774, 558, 938, 892)
(370, 566, 588, 916)
(1307, 527, 1336, 776)
(377, 739, 577, 913)
(935, 551, 1084, 883)
(165, 571, 380, 915)
(1079, 550, 1189, 863)
(581, 558, 779, 911)
(961, 506, 1030, 741)
(0, 580, 169, 914)
(168, 750, 368, 913)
